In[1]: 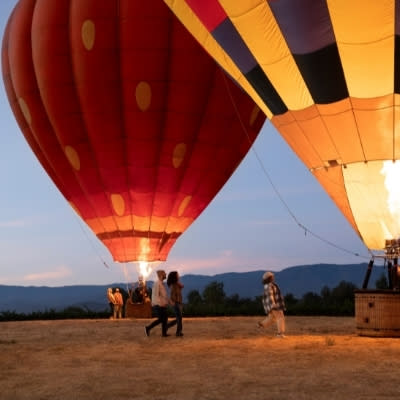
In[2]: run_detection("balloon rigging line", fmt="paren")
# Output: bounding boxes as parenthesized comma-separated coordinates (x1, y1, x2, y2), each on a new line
(72, 211, 111, 269)
(221, 70, 369, 260)
(122, 263, 130, 292)
(250, 139, 368, 259)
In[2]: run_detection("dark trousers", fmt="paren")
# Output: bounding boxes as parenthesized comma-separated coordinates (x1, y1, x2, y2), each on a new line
(170, 303, 183, 334)
(147, 305, 168, 335)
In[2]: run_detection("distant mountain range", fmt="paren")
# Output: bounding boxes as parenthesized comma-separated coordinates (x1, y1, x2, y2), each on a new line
(0, 263, 385, 313)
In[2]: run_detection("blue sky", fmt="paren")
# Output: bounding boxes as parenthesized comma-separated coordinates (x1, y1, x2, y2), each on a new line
(0, 0, 371, 287)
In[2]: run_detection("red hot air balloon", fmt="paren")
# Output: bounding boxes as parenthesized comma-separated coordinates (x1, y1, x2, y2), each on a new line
(2, 0, 264, 264)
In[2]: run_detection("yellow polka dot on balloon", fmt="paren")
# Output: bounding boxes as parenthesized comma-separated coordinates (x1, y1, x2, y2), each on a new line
(172, 143, 187, 168)
(249, 105, 261, 127)
(135, 81, 151, 111)
(111, 194, 125, 216)
(65, 146, 80, 171)
(178, 195, 192, 217)
(82, 20, 95, 50)
(18, 97, 31, 126)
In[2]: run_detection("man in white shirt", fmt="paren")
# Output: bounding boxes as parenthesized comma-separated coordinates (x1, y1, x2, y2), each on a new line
(144, 270, 170, 337)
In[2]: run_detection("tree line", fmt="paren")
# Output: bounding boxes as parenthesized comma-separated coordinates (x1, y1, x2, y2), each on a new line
(2, 273, 389, 321)
(182, 279, 359, 317)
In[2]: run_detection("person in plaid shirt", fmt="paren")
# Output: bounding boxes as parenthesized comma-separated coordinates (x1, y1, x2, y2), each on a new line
(258, 271, 286, 337)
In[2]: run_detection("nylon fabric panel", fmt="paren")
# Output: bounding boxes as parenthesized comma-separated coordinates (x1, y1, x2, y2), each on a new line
(1, 4, 65, 191)
(164, 0, 272, 117)
(176, 0, 284, 117)
(396, 0, 400, 35)
(338, 37, 394, 98)
(186, 0, 227, 31)
(69, 0, 130, 235)
(206, 5, 288, 115)
(395, 35, 400, 93)
(31, 0, 120, 249)
(343, 161, 400, 250)
(222, 0, 312, 111)
(245, 66, 287, 115)
(267, 0, 348, 104)
(395, 2, 400, 93)
(313, 166, 358, 237)
(292, 45, 348, 104)
(328, 0, 395, 97)
(212, 18, 258, 74)
(292, 105, 340, 163)
(317, 100, 365, 165)
(164, 0, 400, 253)
(3, 0, 101, 224)
(328, 0, 394, 43)
(352, 96, 394, 161)
(3, 0, 265, 263)
(267, 0, 335, 54)
(271, 114, 323, 169)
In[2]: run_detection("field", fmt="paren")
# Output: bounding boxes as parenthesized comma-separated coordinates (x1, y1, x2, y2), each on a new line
(1, 316, 400, 399)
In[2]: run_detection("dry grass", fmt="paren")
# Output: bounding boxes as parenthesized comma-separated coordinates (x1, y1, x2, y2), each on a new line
(1, 316, 400, 399)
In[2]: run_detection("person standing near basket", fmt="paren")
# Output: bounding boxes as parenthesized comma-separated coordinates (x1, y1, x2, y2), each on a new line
(107, 287, 116, 319)
(113, 288, 124, 319)
(258, 271, 286, 337)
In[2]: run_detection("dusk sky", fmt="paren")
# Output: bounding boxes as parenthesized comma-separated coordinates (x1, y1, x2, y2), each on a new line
(0, 0, 372, 287)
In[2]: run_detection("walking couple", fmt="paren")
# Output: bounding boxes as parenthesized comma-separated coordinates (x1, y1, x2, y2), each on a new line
(144, 269, 184, 337)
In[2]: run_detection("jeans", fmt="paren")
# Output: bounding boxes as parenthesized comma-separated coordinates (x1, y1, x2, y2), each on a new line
(173, 302, 183, 334)
(146, 305, 168, 335)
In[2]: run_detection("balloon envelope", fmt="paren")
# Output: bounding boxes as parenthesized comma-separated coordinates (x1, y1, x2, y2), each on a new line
(2, 0, 265, 262)
(166, 0, 400, 253)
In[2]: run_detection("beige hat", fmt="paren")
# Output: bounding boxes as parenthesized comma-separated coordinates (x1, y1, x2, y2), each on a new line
(263, 271, 274, 280)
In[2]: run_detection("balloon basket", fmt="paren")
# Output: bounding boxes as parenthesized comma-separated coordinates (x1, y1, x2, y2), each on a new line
(355, 290, 400, 337)
(125, 301, 152, 319)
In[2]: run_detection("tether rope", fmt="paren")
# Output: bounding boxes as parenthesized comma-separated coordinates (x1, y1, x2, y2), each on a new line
(220, 70, 371, 261)
(72, 213, 111, 268)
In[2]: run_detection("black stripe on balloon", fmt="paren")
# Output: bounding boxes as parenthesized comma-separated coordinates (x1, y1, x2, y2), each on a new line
(395, 35, 400, 93)
(212, 18, 258, 74)
(211, 18, 287, 115)
(245, 65, 288, 115)
(293, 44, 348, 104)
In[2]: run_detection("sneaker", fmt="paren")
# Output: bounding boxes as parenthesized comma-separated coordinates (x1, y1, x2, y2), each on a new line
(144, 327, 149, 337)
(162, 334, 170, 337)
(176, 332, 184, 337)
(276, 333, 286, 338)
(257, 322, 263, 328)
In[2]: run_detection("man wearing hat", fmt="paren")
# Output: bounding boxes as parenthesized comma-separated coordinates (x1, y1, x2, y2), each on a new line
(258, 271, 286, 337)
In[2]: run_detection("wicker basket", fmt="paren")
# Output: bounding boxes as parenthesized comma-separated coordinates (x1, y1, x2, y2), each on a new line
(125, 300, 152, 319)
(355, 290, 400, 337)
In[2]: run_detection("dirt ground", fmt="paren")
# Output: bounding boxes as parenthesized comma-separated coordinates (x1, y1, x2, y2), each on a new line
(1, 316, 400, 400)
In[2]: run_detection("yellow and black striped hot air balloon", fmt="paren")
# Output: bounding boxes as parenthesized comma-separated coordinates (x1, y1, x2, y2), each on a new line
(166, 0, 400, 256)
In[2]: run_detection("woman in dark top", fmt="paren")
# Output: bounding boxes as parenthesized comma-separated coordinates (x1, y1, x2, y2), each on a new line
(167, 271, 184, 337)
